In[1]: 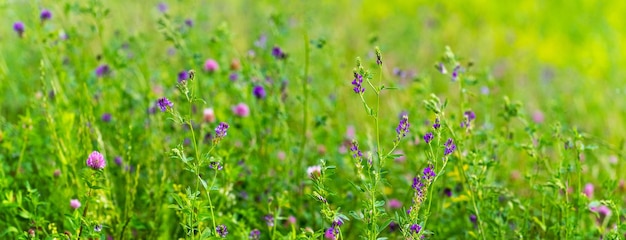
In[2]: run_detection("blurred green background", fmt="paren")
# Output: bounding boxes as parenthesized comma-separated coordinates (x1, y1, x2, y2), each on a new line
(2, 0, 625, 140)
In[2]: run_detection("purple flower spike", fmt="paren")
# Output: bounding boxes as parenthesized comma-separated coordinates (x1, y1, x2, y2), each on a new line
(215, 122, 229, 139)
(423, 132, 434, 144)
(433, 118, 441, 130)
(451, 65, 461, 81)
(264, 214, 274, 227)
(216, 224, 228, 238)
(249, 229, 261, 240)
(351, 72, 365, 94)
(410, 224, 422, 234)
(157, 97, 173, 112)
(396, 115, 410, 140)
(444, 138, 456, 156)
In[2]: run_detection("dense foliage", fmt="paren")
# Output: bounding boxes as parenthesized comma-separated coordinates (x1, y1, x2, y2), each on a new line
(1, 1, 625, 239)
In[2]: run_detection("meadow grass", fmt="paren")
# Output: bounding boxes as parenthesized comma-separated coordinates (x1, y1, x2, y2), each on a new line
(1, 0, 625, 239)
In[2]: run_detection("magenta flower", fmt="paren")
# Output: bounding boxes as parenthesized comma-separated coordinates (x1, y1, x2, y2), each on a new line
(232, 103, 250, 117)
(203, 59, 219, 72)
(70, 199, 81, 209)
(86, 151, 106, 170)
(388, 199, 402, 209)
(583, 183, 594, 198)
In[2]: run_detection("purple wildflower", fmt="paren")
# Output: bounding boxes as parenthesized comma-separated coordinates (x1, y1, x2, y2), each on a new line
(95, 64, 110, 77)
(249, 229, 261, 240)
(13, 22, 25, 37)
(436, 62, 447, 74)
(389, 221, 399, 232)
(351, 72, 365, 94)
(396, 115, 410, 140)
(423, 165, 436, 181)
(184, 19, 193, 27)
(216, 224, 228, 238)
(86, 151, 106, 170)
(253, 85, 266, 99)
(451, 65, 461, 81)
(464, 111, 476, 121)
(423, 132, 434, 144)
(157, 2, 167, 12)
(178, 70, 189, 83)
(433, 118, 441, 130)
(264, 214, 274, 227)
(215, 122, 229, 139)
(324, 227, 336, 239)
(469, 214, 477, 224)
(40, 9, 52, 22)
(209, 161, 223, 170)
(101, 113, 111, 122)
(443, 188, 452, 197)
(462, 110, 476, 128)
(409, 224, 422, 234)
(272, 46, 286, 59)
(349, 140, 363, 158)
(444, 138, 456, 156)
(114, 156, 123, 166)
(229, 72, 238, 81)
(94, 224, 102, 232)
(254, 34, 267, 48)
(157, 97, 173, 112)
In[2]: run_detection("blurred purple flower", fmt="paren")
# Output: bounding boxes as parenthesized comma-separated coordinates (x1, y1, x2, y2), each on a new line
(95, 64, 110, 77)
(178, 71, 189, 83)
(114, 156, 123, 166)
(272, 46, 287, 59)
(249, 229, 261, 240)
(101, 113, 112, 122)
(184, 18, 193, 27)
(13, 22, 25, 37)
(216, 224, 228, 238)
(40, 9, 52, 22)
(253, 85, 266, 99)
(264, 214, 274, 227)
(157, 2, 168, 12)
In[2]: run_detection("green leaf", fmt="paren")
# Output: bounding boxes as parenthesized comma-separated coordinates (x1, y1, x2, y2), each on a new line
(18, 210, 32, 219)
(199, 177, 208, 191)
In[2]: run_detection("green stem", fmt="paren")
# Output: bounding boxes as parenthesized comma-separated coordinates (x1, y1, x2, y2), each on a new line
(205, 171, 218, 235)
